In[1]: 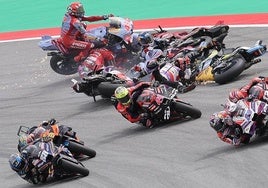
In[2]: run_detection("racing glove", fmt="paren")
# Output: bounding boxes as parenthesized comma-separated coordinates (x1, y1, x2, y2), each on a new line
(103, 14, 114, 20)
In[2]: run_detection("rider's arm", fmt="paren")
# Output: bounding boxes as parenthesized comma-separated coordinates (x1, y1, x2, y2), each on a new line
(128, 82, 151, 94)
(82, 16, 105, 22)
(115, 103, 140, 123)
(72, 19, 87, 35)
(217, 130, 241, 146)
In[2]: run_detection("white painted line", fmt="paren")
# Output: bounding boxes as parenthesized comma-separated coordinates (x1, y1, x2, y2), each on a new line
(1, 24, 268, 43)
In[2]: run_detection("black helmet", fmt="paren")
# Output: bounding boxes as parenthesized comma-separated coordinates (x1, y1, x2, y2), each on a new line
(138, 32, 154, 46)
(9, 153, 26, 172)
(209, 112, 227, 132)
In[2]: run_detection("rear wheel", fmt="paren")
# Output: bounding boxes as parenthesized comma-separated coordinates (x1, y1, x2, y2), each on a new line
(98, 82, 129, 98)
(50, 55, 78, 75)
(68, 141, 96, 158)
(58, 158, 89, 176)
(172, 101, 202, 119)
(214, 57, 245, 84)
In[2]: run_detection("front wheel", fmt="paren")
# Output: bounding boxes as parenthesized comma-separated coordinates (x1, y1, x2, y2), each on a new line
(214, 57, 245, 84)
(58, 158, 89, 176)
(172, 101, 202, 119)
(50, 55, 78, 75)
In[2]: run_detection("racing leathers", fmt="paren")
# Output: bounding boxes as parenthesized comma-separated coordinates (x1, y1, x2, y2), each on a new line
(229, 76, 268, 103)
(13, 141, 56, 184)
(113, 82, 153, 127)
(61, 13, 109, 63)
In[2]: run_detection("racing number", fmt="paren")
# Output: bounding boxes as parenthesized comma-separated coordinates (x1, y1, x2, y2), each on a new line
(164, 106, 171, 120)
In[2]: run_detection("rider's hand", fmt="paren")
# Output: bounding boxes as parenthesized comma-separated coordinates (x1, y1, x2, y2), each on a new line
(103, 14, 114, 20)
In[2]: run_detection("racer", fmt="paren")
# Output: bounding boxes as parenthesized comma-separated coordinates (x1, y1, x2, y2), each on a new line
(9, 135, 57, 184)
(60, 2, 113, 63)
(229, 76, 268, 103)
(112, 82, 154, 128)
(210, 98, 268, 146)
(132, 32, 196, 93)
(18, 119, 77, 151)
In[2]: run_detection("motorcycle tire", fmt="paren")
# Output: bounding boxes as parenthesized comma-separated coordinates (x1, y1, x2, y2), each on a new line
(98, 82, 129, 98)
(50, 55, 78, 75)
(214, 57, 245, 84)
(172, 101, 202, 119)
(58, 158, 89, 176)
(68, 140, 96, 158)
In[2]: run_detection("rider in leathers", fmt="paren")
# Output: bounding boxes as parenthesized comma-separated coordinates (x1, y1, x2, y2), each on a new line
(132, 32, 196, 93)
(9, 138, 58, 184)
(229, 76, 268, 103)
(60, 2, 113, 63)
(113, 82, 154, 128)
(210, 98, 268, 146)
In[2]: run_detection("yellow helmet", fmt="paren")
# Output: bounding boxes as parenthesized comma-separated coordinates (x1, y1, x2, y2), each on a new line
(114, 86, 131, 105)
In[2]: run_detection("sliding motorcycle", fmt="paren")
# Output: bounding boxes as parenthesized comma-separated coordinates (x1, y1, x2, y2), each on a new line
(72, 66, 135, 101)
(195, 40, 267, 84)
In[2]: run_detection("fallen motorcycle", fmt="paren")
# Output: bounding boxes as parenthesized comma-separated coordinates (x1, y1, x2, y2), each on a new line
(152, 21, 229, 52)
(135, 83, 202, 127)
(194, 40, 267, 84)
(72, 66, 135, 101)
(17, 123, 96, 160)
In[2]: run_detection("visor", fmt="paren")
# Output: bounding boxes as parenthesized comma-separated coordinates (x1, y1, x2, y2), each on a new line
(118, 95, 131, 105)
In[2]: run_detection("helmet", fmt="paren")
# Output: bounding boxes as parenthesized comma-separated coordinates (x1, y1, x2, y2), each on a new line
(48, 118, 57, 125)
(9, 153, 26, 172)
(114, 86, 131, 105)
(209, 112, 227, 132)
(137, 32, 154, 46)
(248, 85, 264, 100)
(67, 2, 85, 18)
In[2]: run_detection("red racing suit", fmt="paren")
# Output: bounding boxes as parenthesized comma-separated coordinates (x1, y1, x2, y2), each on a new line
(61, 13, 106, 62)
(113, 82, 151, 124)
(229, 76, 268, 103)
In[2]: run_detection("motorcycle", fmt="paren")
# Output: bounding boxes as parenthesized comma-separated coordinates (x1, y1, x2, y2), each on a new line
(211, 98, 268, 145)
(195, 40, 267, 84)
(129, 48, 196, 93)
(135, 83, 202, 127)
(12, 140, 89, 184)
(72, 66, 135, 101)
(152, 21, 229, 52)
(17, 123, 96, 160)
(38, 17, 134, 75)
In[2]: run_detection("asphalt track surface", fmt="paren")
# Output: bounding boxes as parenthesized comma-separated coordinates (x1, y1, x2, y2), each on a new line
(1, 27, 268, 188)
